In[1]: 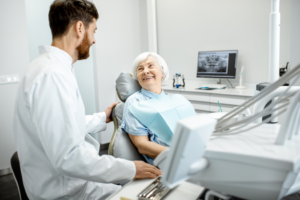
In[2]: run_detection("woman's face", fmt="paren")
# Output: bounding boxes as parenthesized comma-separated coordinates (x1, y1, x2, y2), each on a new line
(136, 56, 164, 94)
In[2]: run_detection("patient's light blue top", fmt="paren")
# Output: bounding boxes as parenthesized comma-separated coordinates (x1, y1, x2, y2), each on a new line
(121, 88, 196, 164)
(121, 89, 169, 164)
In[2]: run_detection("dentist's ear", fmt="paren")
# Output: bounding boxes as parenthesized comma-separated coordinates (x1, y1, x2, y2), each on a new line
(74, 20, 85, 39)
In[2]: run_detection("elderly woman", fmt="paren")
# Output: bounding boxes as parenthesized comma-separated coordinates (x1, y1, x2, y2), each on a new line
(121, 52, 196, 164)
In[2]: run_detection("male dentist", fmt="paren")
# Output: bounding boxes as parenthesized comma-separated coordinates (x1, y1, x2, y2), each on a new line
(13, 0, 161, 199)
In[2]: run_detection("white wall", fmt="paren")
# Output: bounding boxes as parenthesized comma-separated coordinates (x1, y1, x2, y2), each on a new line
(156, 0, 291, 86)
(290, 0, 300, 86)
(25, 0, 97, 116)
(25, 0, 53, 61)
(74, 52, 97, 116)
(0, 0, 30, 170)
(93, 0, 148, 144)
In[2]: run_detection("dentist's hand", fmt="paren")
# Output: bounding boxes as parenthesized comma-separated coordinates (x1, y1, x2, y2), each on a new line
(104, 102, 118, 123)
(133, 161, 162, 179)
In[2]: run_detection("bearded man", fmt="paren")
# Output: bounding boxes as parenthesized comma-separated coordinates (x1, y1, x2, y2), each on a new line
(13, 0, 161, 199)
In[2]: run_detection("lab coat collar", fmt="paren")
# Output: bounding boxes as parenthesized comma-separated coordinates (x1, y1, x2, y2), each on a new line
(141, 88, 166, 98)
(38, 45, 73, 70)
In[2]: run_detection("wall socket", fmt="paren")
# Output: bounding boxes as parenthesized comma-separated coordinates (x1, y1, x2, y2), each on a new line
(0, 74, 20, 84)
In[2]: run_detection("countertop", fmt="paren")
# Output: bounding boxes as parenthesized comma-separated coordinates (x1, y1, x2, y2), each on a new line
(162, 85, 256, 97)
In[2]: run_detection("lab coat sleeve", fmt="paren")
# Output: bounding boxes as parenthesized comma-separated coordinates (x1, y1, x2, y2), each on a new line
(85, 112, 107, 133)
(28, 71, 136, 183)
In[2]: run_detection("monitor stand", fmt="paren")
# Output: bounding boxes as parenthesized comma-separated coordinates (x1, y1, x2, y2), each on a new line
(218, 78, 234, 88)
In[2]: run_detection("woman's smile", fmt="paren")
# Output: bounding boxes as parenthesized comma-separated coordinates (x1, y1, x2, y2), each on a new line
(143, 76, 154, 81)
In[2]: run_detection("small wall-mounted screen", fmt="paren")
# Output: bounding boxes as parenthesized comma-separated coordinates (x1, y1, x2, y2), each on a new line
(197, 50, 238, 79)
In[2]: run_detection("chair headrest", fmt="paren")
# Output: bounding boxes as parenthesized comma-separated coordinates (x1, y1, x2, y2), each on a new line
(116, 72, 141, 102)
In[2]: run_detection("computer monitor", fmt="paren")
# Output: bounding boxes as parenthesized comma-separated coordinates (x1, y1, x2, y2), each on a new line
(161, 115, 217, 189)
(197, 50, 238, 79)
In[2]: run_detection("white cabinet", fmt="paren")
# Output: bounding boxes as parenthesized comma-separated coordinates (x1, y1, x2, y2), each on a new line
(163, 87, 255, 113)
(209, 104, 236, 112)
(181, 91, 210, 102)
(210, 94, 246, 105)
(190, 101, 210, 112)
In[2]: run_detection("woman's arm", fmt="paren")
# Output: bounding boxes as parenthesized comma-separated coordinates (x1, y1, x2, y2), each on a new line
(128, 134, 168, 159)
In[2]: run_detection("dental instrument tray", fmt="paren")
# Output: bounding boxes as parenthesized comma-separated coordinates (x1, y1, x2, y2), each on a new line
(137, 176, 174, 200)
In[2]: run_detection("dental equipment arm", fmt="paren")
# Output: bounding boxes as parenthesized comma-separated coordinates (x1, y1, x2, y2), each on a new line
(213, 63, 300, 145)
(276, 90, 300, 144)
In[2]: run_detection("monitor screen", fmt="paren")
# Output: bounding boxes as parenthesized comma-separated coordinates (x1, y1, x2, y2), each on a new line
(197, 50, 238, 79)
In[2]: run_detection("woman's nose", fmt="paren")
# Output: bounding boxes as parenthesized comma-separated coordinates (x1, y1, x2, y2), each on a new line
(143, 68, 150, 74)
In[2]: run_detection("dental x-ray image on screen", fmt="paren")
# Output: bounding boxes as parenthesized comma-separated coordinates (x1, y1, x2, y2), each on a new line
(198, 53, 228, 73)
(197, 50, 238, 79)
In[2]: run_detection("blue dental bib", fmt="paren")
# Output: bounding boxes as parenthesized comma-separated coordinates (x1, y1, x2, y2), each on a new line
(128, 93, 196, 145)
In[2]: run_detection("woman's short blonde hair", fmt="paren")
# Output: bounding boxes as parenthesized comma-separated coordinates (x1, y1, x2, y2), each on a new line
(132, 52, 169, 82)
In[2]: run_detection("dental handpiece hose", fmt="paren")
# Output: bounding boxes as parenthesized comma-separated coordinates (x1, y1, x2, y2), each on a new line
(218, 101, 222, 112)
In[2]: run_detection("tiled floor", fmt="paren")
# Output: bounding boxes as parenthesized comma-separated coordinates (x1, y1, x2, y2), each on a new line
(1, 148, 300, 200)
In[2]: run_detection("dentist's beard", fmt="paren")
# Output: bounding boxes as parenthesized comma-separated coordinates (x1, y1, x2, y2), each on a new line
(76, 32, 91, 60)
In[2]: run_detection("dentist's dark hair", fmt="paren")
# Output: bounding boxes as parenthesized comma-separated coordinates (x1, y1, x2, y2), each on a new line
(49, 0, 99, 39)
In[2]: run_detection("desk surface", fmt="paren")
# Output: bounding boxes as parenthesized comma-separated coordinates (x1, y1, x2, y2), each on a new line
(162, 85, 256, 97)
(109, 179, 204, 200)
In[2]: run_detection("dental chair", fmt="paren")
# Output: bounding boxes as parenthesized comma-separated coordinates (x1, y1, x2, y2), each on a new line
(10, 152, 29, 200)
(108, 72, 146, 161)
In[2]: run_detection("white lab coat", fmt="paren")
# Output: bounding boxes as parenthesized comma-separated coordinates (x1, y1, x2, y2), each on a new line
(13, 46, 136, 200)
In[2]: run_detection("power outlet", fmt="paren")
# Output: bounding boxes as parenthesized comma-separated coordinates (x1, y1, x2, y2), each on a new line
(0, 74, 20, 84)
